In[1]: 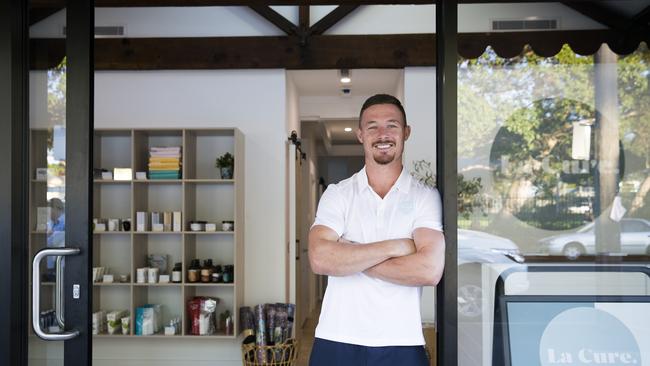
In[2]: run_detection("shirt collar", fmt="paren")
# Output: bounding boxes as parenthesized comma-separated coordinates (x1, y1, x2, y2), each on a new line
(356, 166, 412, 194)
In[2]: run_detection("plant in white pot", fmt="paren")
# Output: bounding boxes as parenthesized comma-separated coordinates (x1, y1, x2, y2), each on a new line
(215, 152, 234, 179)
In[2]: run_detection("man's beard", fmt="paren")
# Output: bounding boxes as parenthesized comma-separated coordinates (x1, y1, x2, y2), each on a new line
(373, 151, 396, 165)
(370, 139, 399, 165)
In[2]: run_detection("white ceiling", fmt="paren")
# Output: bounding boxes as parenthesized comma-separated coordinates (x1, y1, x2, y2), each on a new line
(292, 69, 403, 153)
(290, 69, 402, 97)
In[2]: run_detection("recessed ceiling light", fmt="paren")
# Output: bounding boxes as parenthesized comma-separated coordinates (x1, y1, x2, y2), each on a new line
(344, 127, 352, 132)
(340, 69, 351, 84)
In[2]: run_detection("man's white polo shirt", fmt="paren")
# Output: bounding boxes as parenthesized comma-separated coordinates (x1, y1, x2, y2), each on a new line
(312, 166, 443, 347)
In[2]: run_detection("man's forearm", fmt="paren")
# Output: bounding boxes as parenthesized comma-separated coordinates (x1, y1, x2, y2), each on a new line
(364, 229, 445, 286)
(309, 227, 415, 276)
(364, 251, 441, 286)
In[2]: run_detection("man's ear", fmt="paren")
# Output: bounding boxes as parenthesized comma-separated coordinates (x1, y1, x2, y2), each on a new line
(404, 125, 411, 141)
(356, 127, 363, 143)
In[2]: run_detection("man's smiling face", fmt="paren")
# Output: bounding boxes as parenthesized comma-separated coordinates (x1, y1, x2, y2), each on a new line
(357, 103, 410, 166)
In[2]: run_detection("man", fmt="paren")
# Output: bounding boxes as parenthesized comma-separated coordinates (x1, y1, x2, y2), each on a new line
(308, 94, 445, 366)
(46, 198, 66, 275)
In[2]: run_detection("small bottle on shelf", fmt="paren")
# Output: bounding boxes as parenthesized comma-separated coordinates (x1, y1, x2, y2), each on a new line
(188, 259, 200, 283)
(223, 265, 234, 283)
(172, 262, 182, 283)
(214, 265, 223, 283)
(201, 259, 213, 283)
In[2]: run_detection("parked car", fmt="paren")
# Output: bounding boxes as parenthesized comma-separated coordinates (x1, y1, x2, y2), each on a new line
(538, 218, 650, 259)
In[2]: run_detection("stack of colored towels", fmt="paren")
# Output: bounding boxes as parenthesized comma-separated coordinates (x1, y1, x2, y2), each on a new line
(148, 146, 182, 180)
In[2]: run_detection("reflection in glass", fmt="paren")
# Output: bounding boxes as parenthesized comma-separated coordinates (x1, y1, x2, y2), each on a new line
(457, 43, 650, 366)
(458, 44, 650, 258)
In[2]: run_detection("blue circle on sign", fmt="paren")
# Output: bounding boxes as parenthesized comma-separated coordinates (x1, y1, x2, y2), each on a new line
(539, 307, 641, 365)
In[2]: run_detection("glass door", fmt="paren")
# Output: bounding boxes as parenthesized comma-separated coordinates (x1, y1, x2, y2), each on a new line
(1, 1, 93, 365)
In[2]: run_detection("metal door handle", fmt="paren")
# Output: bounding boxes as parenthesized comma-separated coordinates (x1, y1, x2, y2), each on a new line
(32, 247, 81, 341)
(55, 256, 64, 329)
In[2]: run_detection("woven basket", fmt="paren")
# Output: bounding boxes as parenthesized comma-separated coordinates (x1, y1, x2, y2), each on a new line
(241, 339, 299, 366)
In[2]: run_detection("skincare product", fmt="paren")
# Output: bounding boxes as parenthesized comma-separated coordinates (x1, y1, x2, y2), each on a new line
(121, 316, 130, 335)
(222, 221, 234, 231)
(136, 211, 148, 232)
(107, 310, 126, 335)
(136, 268, 147, 284)
(172, 263, 182, 283)
(113, 168, 132, 181)
(147, 268, 159, 284)
(172, 211, 182, 232)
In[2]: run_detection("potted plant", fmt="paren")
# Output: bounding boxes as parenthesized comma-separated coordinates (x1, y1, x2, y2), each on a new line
(215, 152, 234, 179)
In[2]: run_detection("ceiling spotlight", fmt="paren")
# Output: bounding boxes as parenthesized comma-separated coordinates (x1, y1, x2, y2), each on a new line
(340, 69, 351, 84)
(344, 127, 352, 132)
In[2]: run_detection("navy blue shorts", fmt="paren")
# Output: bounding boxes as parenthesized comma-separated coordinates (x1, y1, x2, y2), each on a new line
(309, 338, 429, 366)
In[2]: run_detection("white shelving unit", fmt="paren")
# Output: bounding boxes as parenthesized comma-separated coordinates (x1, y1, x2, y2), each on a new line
(29, 128, 245, 339)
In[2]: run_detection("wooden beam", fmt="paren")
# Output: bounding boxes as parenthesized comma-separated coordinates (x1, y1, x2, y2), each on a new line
(30, 30, 648, 71)
(299, 6, 310, 31)
(31, 34, 436, 70)
(310, 5, 359, 36)
(249, 6, 297, 35)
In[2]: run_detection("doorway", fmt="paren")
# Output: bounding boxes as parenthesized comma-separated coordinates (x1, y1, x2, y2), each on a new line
(287, 68, 442, 363)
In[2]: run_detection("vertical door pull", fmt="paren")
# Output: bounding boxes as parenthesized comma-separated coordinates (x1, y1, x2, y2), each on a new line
(32, 247, 81, 341)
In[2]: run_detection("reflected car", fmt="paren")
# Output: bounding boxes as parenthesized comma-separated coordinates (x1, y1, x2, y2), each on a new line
(458, 229, 523, 319)
(457, 230, 525, 366)
(458, 229, 522, 264)
(538, 218, 650, 259)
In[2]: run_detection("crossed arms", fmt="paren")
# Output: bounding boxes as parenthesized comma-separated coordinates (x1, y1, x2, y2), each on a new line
(308, 225, 445, 286)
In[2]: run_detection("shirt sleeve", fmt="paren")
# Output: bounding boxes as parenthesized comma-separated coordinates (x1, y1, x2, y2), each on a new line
(312, 184, 346, 237)
(412, 187, 443, 232)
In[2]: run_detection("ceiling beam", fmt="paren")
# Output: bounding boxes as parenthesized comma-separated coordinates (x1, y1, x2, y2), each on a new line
(31, 29, 646, 71)
(299, 6, 310, 31)
(310, 5, 359, 36)
(249, 6, 298, 35)
(31, 34, 437, 70)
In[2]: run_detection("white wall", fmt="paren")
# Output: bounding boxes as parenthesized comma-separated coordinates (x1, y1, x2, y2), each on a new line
(403, 67, 437, 172)
(286, 71, 300, 136)
(403, 67, 438, 323)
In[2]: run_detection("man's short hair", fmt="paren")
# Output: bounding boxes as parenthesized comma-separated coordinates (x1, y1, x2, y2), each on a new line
(359, 94, 407, 127)
(49, 198, 64, 211)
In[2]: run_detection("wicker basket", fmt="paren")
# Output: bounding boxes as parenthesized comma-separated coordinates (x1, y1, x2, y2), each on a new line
(241, 339, 299, 366)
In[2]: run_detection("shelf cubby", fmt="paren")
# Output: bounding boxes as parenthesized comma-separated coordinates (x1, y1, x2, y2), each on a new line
(133, 286, 183, 336)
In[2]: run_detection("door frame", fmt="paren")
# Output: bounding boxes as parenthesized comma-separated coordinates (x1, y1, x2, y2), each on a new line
(0, 0, 29, 365)
(0, 0, 94, 365)
(64, 0, 94, 364)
